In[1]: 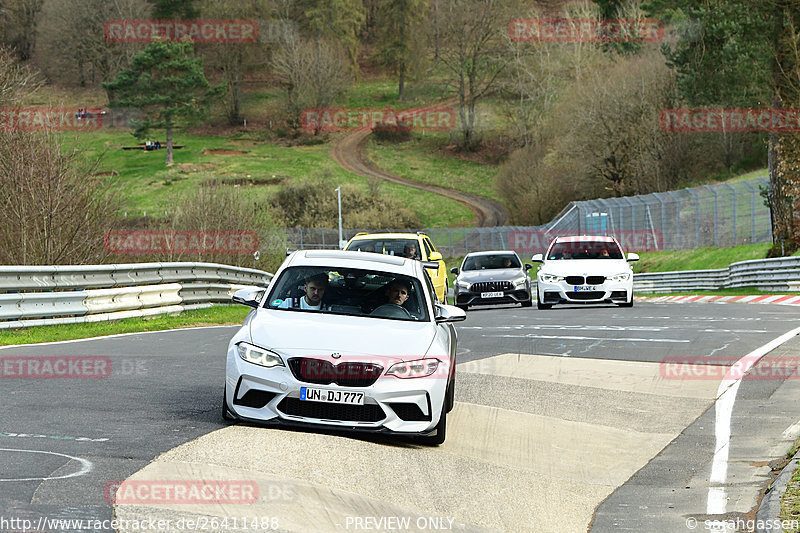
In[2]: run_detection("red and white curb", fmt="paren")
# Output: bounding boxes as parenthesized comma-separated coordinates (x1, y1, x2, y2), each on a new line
(637, 294, 800, 306)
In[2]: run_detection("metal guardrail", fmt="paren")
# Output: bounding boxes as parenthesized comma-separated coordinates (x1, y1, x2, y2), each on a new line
(0, 262, 273, 329)
(634, 256, 800, 293)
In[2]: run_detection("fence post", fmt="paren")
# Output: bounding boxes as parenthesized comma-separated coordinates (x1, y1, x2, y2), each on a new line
(667, 190, 681, 248)
(704, 185, 719, 247)
(448, 229, 452, 257)
(722, 183, 736, 246)
(743, 180, 756, 243)
(686, 188, 700, 247)
(653, 193, 667, 250)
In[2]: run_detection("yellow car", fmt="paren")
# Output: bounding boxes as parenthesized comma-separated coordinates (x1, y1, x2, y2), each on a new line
(343, 232, 449, 303)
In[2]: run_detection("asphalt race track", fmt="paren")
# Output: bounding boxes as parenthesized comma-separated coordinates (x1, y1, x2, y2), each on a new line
(3, 302, 800, 532)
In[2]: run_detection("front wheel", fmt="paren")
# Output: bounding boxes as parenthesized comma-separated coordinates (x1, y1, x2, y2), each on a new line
(537, 299, 552, 310)
(618, 298, 634, 308)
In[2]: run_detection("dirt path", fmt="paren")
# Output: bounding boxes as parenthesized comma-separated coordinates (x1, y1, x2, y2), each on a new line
(331, 129, 508, 227)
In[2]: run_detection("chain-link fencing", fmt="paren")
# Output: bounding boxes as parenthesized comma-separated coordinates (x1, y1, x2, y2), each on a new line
(287, 176, 773, 257)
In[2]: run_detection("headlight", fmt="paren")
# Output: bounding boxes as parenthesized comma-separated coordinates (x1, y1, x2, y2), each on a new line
(539, 273, 564, 283)
(237, 342, 285, 368)
(386, 358, 440, 378)
(455, 280, 471, 290)
(609, 273, 631, 282)
(511, 275, 529, 288)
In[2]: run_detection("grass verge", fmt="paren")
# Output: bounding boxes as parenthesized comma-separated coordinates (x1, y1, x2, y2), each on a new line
(0, 305, 249, 346)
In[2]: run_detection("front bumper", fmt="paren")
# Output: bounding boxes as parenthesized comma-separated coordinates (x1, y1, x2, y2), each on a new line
(537, 280, 631, 305)
(225, 346, 447, 435)
(454, 287, 531, 307)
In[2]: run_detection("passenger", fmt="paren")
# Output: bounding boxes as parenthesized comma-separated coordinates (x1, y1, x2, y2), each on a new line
(501, 257, 513, 268)
(278, 273, 330, 310)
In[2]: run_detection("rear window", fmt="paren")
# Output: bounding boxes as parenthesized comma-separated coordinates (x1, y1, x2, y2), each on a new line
(546, 241, 623, 260)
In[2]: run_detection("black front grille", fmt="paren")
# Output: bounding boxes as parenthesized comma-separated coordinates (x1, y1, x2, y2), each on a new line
(569, 291, 605, 300)
(288, 358, 383, 387)
(471, 281, 513, 292)
(234, 390, 276, 408)
(388, 403, 431, 421)
(565, 276, 584, 285)
(586, 275, 606, 285)
(278, 397, 384, 422)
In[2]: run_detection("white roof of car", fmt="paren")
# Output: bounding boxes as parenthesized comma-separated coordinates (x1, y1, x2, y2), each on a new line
(285, 249, 416, 275)
(553, 235, 617, 243)
(465, 250, 519, 257)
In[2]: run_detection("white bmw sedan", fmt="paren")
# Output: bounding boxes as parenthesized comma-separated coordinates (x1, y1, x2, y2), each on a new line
(224, 250, 466, 445)
(533, 235, 639, 309)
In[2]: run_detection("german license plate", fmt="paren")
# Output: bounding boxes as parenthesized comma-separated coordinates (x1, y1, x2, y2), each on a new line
(481, 291, 503, 298)
(300, 387, 364, 405)
(574, 286, 597, 292)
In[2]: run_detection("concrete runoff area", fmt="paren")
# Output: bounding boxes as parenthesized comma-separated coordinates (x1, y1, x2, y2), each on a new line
(113, 353, 722, 532)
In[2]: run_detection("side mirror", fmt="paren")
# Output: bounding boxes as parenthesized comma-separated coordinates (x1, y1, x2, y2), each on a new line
(232, 287, 264, 308)
(450, 267, 459, 275)
(434, 304, 466, 323)
(428, 251, 443, 262)
(627, 252, 639, 262)
(524, 263, 532, 271)
(532, 253, 544, 262)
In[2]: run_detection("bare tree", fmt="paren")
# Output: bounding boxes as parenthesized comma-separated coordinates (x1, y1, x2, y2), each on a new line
(36, 0, 150, 85)
(0, 45, 42, 105)
(198, 0, 274, 125)
(272, 28, 352, 131)
(0, 0, 43, 60)
(0, 129, 121, 264)
(499, 2, 605, 148)
(437, 0, 521, 150)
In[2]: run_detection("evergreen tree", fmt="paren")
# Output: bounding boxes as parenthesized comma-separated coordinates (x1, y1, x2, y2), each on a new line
(104, 41, 223, 166)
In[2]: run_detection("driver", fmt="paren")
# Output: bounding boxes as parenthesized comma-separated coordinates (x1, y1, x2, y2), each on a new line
(278, 273, 330, 310)
(385, 279, 410, 306)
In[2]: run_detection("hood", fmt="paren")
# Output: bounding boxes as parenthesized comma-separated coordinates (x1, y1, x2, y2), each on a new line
(248, 309, 436, 360)
(539, 259, 631, 276)
(458, 268, 524, 282)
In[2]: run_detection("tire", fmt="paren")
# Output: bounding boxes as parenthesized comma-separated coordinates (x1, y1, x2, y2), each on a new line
(421, 405, 447, 446)
(457, 304, 468, 311)
(618, 298, 634, 308)
(222, 386, 236, 422)
(537, 299, 552, 310)
(521, 297, 533, 308)
(446, 374, 456, 412)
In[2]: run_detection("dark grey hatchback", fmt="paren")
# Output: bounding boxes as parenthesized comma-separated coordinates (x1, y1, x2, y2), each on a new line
(450, 251, 533, 310)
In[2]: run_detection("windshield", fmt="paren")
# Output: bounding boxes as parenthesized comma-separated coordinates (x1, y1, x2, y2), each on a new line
(265, 266, 429, 321)
(344, 238, 421, 260)
(463, 254, 521, 270)
(546, 241, 623, 260)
